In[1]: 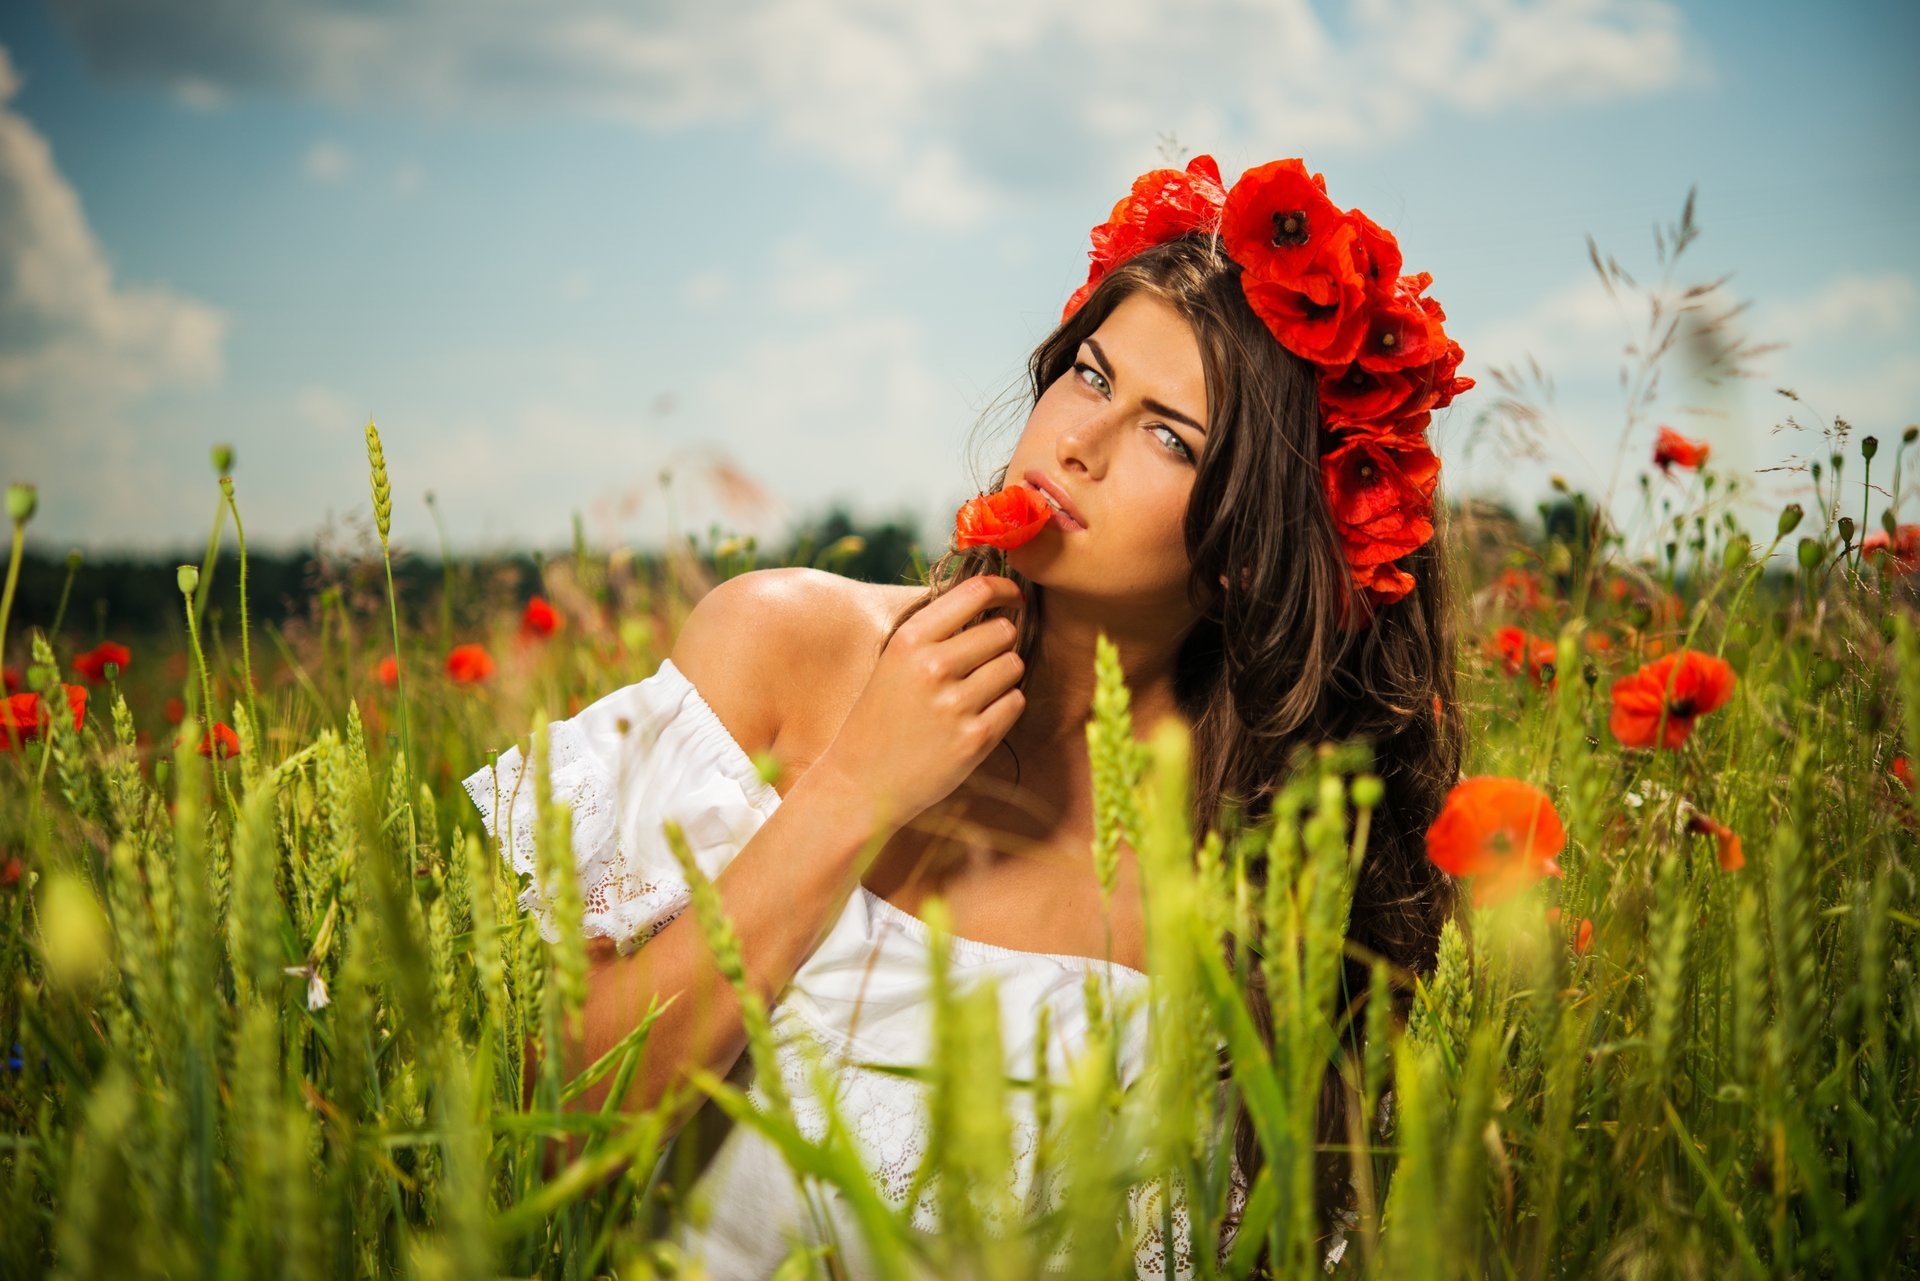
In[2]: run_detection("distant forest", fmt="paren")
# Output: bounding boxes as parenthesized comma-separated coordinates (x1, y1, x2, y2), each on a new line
(6, 505, 930, 643)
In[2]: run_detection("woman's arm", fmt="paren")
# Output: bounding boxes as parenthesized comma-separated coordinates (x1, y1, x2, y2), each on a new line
(539, 568, 879, 1134)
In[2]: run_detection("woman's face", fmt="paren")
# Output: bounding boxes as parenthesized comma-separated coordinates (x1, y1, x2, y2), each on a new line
(1007, 291, 1210, 619)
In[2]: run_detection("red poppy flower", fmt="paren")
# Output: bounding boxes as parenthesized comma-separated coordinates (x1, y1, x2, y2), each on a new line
(521, 595, 561, 638)
(2, 685, 88, 750)
(1322, 427, 1440, 600)
(1426, 776, 1567, 905)
(1546, 907, 1595, 955)
(1861, 524, 1920, 575)
(72, 641, 131, 684)
(1239, 220, 1374, 367)
(1356, 275, 1444, 374)
(1494, 567, 1543, 611)
(2, 667, 19, 693)
(1653, 426, 1710, 472)
(1490, 625, 1558, 683)
(954, 486, 1052, 552)
(1220, 158, 1347, 290)
(1064, 155, 1226, 320)
(198, 721, 242, 760)
(0, 856, 20, 888)
(446, 644, 495, 684)
(1686, 811, 1745, 872)
(164, 697, 186, 725)
(375, 655, 399, 688)
(1609, 649, 1737, 750)
(1892, 756, 1915, 791)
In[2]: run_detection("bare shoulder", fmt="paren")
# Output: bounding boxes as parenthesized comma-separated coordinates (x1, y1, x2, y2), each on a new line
(668, 567, 924, 757)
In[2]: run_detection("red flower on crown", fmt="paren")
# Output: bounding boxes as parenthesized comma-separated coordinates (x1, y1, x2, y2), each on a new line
(1059, 152, 1472, 616)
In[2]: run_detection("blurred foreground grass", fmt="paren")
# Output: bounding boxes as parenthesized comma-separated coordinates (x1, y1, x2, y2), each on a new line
(1, 401, 1917, 1281)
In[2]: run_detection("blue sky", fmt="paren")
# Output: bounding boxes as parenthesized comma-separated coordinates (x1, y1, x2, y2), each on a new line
(2, 0, 1916, 557)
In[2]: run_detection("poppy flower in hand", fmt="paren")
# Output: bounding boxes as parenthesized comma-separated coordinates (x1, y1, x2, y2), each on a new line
(521, 595, 561, 639)
(1426, 776, 1567, 906)
(72, 642, 131, 684)
(1653, 426, 1710, 472)
(1609, 649, 1736, 750)
(199, 722, 242, 761)
(447, 643, 495, 684)
(954, 486, 1052, 552)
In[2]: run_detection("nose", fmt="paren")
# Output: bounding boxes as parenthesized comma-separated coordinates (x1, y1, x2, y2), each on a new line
(1055, 403, 1119, 481)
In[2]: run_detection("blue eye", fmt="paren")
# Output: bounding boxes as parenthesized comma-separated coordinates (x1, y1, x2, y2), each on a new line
(1072, 360, 1194, 463)
(1150, 424, 1194, 462)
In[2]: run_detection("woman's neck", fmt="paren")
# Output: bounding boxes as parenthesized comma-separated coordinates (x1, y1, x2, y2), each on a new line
(1006, 589, 1193, 758)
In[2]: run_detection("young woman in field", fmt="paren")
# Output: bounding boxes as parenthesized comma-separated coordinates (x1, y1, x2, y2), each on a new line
(465, 153, 1470, 1277)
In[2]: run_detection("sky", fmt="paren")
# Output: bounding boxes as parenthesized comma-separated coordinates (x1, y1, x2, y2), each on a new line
(1, 0, 1916, 559)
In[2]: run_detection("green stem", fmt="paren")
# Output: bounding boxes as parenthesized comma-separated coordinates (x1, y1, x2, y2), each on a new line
(0, 519, 21, 753)
(181, 582, 236, 823)
(47, 552, 80, 642)
(222, 479, 260, 743)
(191, 496, 227, 627)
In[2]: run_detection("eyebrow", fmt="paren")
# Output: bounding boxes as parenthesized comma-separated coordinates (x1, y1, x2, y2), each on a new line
(1084, 338, 1208, 437)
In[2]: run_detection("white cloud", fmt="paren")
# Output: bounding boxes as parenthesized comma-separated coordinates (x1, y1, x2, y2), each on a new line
(302, 139, 351, 182)
(0, 42, 227, 420)
(49, 0, 1707, 228)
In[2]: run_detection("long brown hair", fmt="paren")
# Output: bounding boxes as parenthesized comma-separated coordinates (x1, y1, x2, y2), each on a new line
(886, 234, 1464, 1234)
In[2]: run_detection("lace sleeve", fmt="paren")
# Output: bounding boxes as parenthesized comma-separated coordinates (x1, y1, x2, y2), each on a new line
(460, 660, 783, 952)
(1127, 1162, 1250, 1280)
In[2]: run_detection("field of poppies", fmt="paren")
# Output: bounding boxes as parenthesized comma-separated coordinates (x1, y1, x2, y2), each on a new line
(1, 387, 1917, 1280)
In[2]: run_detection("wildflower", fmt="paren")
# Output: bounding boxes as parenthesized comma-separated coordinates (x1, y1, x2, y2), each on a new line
(1425, 776, 1566, 905)
(72, 641, 131, 684)
(376, 655, 399, 688)
(1892, 756, 1914, 791)
(954, 486, 1052, 551)
(1490, 625, 1558, 683)
(1, 856, 22, 888)
(1496, 567, 1543, 611)
(283, 963, 332, 1011)
(2, 686, 88, 750)
(1609, 649, 1736, 750)
(2, 667, 19, 692)
(163, 697, 185, 725)
(1860, 524, 1920, 574)
(521, 595, 561, 639)
(198, 722, 242, 760)
(1686, 811, 1745, 872)
(1653, 426, 1710, 472)
(447, 644, 495, 684)
(1546, 907, 1594, 954)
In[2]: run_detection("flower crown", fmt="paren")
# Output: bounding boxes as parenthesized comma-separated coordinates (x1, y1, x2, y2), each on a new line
(1063, 154, 1473, 611)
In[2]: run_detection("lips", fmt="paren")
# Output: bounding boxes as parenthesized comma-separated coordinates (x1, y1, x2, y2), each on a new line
(1023, 470, 1086, 530)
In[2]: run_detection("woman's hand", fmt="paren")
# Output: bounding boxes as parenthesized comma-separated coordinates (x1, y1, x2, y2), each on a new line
(809, 575, 1027, 835)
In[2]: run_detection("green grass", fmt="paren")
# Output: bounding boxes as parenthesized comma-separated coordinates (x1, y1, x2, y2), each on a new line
(1, 419, 1917, 1279)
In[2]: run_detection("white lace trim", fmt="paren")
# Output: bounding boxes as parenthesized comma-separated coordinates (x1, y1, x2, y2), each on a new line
(460, 716, 691, 950)
(748, 1002, 1244, 1279)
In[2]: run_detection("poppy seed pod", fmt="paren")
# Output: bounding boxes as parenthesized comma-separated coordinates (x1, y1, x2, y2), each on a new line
(1777, 504, 1803, 537)
(5, 483, 35, 524)
(177, 564, 200, 596)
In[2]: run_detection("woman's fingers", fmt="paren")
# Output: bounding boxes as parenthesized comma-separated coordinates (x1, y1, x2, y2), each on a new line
(905, 575, 1023, 643)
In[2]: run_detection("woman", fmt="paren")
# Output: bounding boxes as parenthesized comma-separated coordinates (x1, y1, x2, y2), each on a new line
(464, 153, 1469, 1277)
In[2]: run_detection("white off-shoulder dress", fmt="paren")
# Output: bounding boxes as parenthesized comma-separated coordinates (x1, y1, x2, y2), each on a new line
(461, 658, 1222, 1278)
